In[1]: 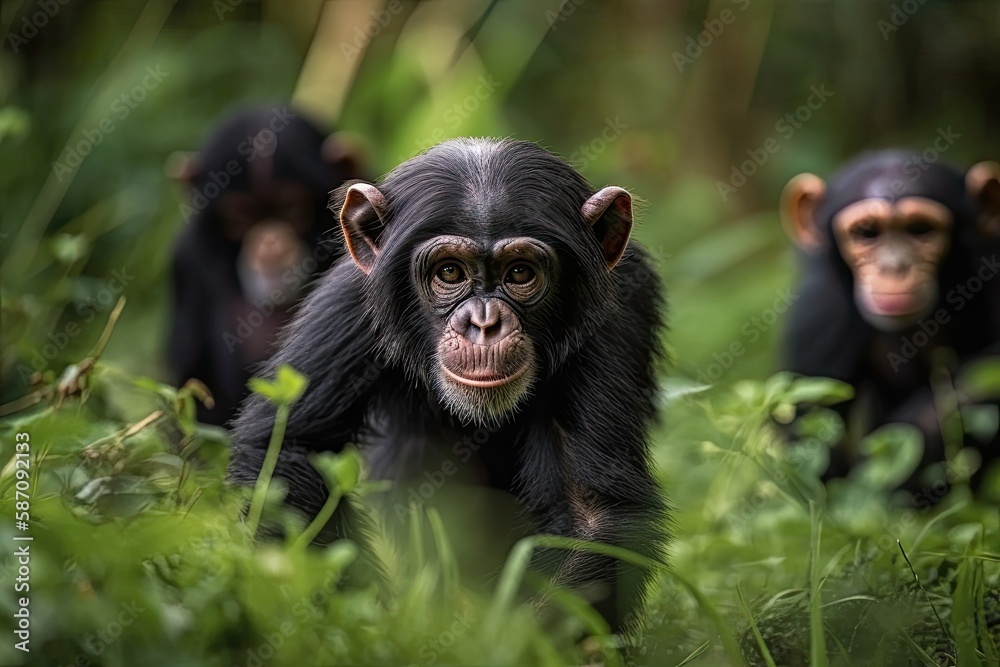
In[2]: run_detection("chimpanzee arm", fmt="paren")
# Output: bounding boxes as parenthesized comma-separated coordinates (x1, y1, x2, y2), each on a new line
(518, 249, 669, 632)
(228, 260, 381, 518)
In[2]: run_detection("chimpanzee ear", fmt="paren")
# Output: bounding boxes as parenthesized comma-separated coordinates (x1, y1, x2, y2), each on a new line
(164, 151, 199, 183)
(339, 182, 387, 274)
(581, 186, 633, 271)
(967, 161, 1000, 236)
(322, 131, 368, 177)
(780, 173, 826, 250)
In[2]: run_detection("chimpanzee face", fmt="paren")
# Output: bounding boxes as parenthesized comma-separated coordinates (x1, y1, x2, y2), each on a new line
(219, 184, 313, 305)
(781, 155, 1000, 333)
(832, 197, 951, 330)
(216, 183, 318, 243)
(409, 235, 559, 423)
(335, 139, 633, 425)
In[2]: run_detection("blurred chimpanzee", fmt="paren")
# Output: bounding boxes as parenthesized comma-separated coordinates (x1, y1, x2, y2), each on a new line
(229, 138, 668, 633)
(167, 106, 363, 425)
(780, 150, 1000, 492)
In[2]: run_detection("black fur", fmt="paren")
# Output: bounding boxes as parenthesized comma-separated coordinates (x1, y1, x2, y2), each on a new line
(229, 138, 669, 632)
(168, 106, 358, 425)
(784, 150, 1000, 491)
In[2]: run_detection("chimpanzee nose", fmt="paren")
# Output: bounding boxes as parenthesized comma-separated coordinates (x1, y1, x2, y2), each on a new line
(452, 298, 515, 345)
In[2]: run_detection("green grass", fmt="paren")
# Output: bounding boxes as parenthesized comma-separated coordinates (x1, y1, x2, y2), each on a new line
(1, 11, 998, 662)
(1, 348, 997, 666)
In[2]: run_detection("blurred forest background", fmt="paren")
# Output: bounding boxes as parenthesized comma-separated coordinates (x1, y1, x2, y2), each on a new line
(1, 1, 999, 666)
(2, 0, 997, 396)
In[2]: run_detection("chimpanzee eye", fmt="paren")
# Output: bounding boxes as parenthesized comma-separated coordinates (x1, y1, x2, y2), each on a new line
(907, 221, 934, 236)
(504, 264, 536, 285)
(851, 223, 880, 241)
(436, 263, 465, 284)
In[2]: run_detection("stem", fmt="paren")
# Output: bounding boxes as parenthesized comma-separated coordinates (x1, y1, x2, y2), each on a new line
(293, 490, 342, 550)
(246, 403, 290, 537)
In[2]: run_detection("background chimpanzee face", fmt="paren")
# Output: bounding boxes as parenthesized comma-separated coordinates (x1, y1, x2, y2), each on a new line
(216, 183, 318, 243)
(410, 234, 560, 424)
(832, 196, 952, 330)
(781, 154, 1000, 334)
(217, 183, 316, 305)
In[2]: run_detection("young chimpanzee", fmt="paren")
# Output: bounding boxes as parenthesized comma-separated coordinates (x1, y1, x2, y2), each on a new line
(229, 138, 668, 633)
(167, 106, 363, 425)
(780, 150, 1000, 492)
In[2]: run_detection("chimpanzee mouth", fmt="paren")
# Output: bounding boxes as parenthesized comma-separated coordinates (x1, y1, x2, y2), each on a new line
(856, 284, 938, 331)
(441, 363, 530, 389)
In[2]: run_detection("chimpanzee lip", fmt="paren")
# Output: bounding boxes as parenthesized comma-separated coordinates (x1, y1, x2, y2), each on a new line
(866, 291, 923, 316)
(442, 363, 529, 389)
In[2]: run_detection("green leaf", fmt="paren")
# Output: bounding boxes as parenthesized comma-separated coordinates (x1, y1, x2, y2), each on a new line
(953, 555, 983, 667)
(659, 376, 713, 403)
(50, 233, 90, 264)
(0, 105, 30, 142)
(312, 450, 363, 495)
(248, 364, 309, 406)
(957, 356, 1000, 399)
(782, 376, 855, 407)
(852, 424, 924, 490)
